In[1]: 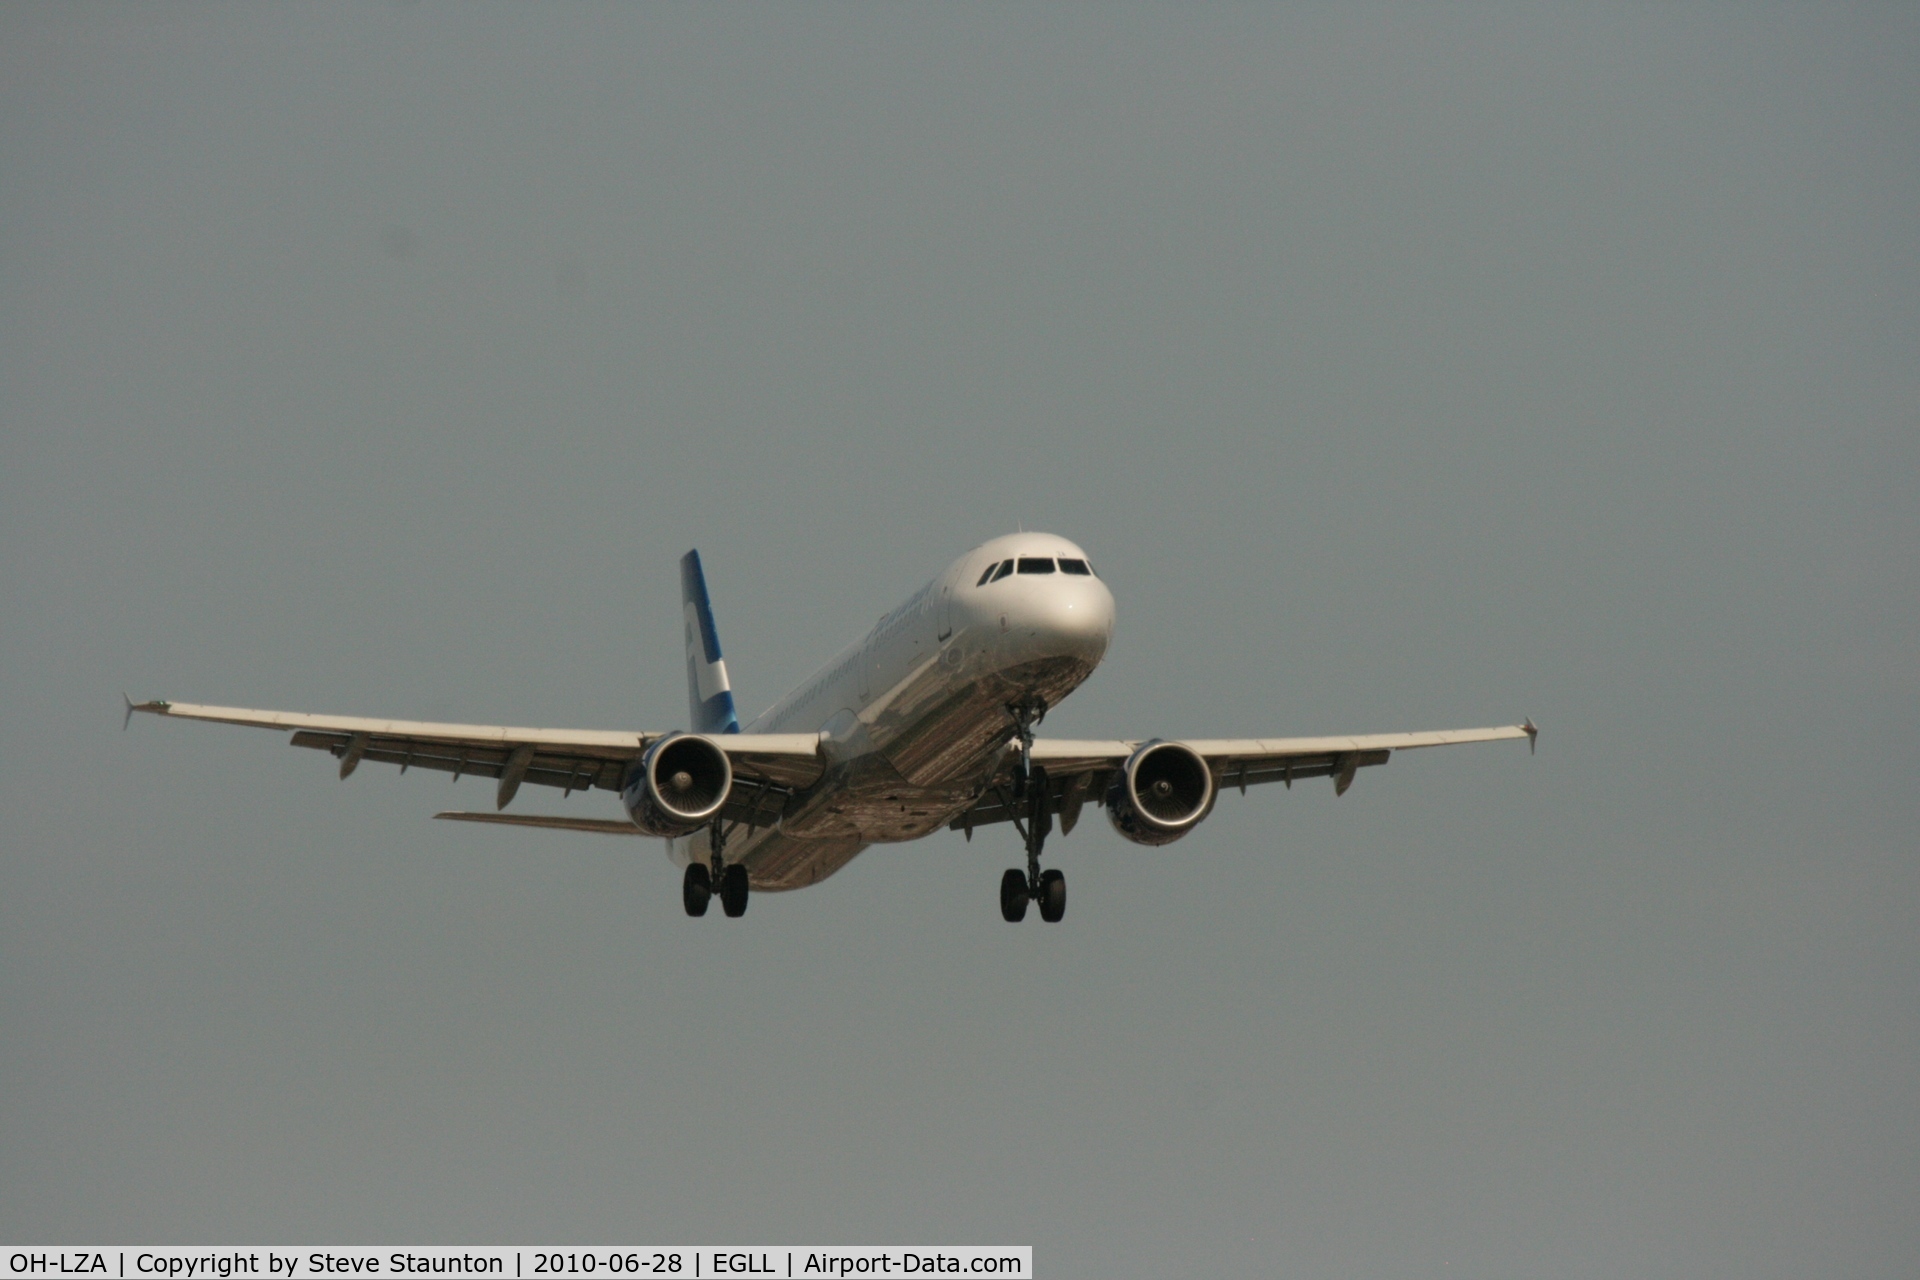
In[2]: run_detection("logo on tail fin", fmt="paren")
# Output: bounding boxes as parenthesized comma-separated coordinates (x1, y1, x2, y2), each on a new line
(680, 550, 740, 734)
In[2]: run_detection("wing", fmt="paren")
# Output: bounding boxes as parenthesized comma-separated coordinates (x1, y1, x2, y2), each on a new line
(950, 721, 1536, 834)
(126, 699, 825, 814)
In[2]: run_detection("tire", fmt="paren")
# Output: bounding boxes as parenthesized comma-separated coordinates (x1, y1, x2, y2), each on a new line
(999, 868, 1029, 922)
(720, 862, 750, 918)
(683, 862, 711, 917)
(1038, 868, 1066, 922)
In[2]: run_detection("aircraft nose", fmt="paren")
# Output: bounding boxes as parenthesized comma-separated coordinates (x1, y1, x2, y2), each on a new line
(999, 575, 1115, 662)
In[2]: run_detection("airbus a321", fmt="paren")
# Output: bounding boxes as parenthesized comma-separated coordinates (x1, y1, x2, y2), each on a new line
(130, 533, 1535, 921)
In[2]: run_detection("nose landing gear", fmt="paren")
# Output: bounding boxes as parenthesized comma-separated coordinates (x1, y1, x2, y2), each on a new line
(999, 700, 1065, 923)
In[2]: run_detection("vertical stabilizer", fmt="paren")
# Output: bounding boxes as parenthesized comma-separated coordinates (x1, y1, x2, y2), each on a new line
(681, 550, 741, 735)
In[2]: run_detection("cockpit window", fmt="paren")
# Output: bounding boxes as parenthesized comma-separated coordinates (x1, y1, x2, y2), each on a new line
(1017, 557, 1056, 575)
(976, 562, 999, 586)
(1057, 558, 1091, 576)
(989, 559, 1015, 583)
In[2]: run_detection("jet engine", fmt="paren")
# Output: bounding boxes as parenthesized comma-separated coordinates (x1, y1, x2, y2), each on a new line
(1105, 740, 1215, 846)
(623, 732, 733, 836)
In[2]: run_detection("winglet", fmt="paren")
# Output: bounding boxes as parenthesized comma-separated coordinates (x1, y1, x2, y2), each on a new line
(1522, 717, 1539, 754)
(124, 696, 169, 730)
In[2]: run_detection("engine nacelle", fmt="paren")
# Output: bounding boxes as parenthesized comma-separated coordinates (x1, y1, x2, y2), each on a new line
(1105, 740, 1215, 847)
(622, 732, 733, 836)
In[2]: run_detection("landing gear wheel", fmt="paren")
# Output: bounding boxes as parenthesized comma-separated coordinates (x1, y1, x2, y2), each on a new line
(999, 868, 1029, 922)
(682, 863, 711, 917)
(720, 863, 750, 918)
(1038, 868, 1066, 923)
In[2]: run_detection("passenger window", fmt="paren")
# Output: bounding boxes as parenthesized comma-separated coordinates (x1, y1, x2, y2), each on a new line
(976, 563, 999, 586)
(1017, 557, 1056, 575)
(1057, 558, 1091, 575)
(989, 559, 1015, 582)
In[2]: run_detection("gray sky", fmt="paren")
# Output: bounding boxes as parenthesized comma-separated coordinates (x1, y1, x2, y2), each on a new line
(3, 5, 1914, 1275)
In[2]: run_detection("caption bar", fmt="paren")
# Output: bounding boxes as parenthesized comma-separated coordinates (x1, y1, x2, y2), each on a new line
(5, 1253, 1029, 1280)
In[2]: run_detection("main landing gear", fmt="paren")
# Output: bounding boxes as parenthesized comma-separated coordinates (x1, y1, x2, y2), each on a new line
(999, 699, 1065, 924)
(684, 818, 749, 918)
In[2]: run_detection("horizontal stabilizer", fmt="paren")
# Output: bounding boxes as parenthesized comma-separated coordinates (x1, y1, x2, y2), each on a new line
(435, 811, 647, 836)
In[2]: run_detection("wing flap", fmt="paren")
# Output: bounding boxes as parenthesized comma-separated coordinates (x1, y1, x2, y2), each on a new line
(716, 735, 828, 790)
(287, 731, 626, 792)
(947, 769, 1113, 835)
(434, 812, 647, 836)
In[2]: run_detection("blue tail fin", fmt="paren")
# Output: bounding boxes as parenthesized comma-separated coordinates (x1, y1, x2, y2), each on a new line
(680, 550, 741, 734)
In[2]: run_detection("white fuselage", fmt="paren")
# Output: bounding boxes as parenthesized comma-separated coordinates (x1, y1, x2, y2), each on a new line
(671, 533, 1115, 890)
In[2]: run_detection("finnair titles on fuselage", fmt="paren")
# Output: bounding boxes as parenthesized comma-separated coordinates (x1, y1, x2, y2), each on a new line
(131, 533, 1534, 921)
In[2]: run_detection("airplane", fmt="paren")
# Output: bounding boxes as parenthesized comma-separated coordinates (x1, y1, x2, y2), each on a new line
(128, 532, 1535, 921)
